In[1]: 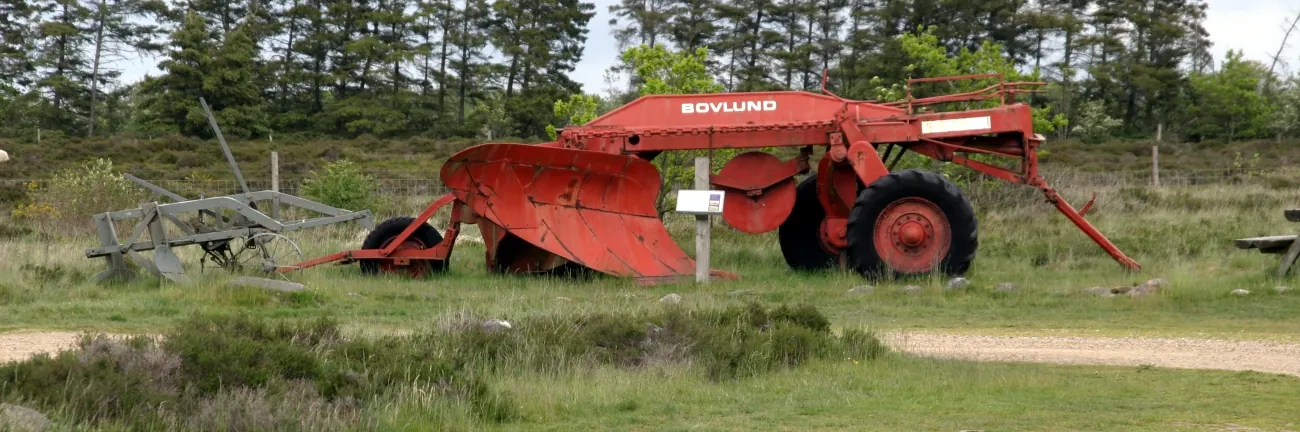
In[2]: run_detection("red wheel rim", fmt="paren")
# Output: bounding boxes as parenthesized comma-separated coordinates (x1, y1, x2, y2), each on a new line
(377, 237, 430, 278)
(873, 198, 950, 274)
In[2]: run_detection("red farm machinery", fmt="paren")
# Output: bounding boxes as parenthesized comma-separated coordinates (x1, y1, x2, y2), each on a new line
(283, 74, 1141, 283)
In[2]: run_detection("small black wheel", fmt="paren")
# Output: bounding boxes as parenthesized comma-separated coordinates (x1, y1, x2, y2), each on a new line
(359, 216, 447, 276)
(778, 174, 837, 271)
(846, 170, 977, 279)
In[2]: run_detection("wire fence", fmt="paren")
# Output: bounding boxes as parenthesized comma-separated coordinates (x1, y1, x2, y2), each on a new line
(0, 167, 1293, 199)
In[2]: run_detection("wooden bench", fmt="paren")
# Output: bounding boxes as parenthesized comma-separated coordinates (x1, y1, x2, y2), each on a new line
(1235, 209, 1300, 277)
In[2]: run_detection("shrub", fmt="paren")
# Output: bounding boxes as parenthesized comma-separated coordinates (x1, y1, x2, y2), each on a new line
(440, 302, 885, 380)
(15, 159, 145, 236)
(0, 305, 880, 429)
(300, 159, 377, 211)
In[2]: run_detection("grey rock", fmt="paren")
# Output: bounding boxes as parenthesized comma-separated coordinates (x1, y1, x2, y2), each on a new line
(1081, 286, 1115, 297)
(555, 296, 574, 302)
(480, 319, 513, 333)
(1146, 278, 1171, 289)
(995, 282, 1019, 293)
(659, 293, 682, 304)
(1111, 285, 1133, 294)
(847, 285, 875, 295)
(226, 276, 305, 293)
(347, 292, 363, 298)
(943, 277, 971, 291)
(1125, 278, 1167, 298)
(0, 404, 50, 432)
(1275, 286, 1290, 294)
(728, 289, 755, 296)
(1231, 289, 1250, 296)
(1128, 283, 1159, 298)
(900, 285, 924, 295)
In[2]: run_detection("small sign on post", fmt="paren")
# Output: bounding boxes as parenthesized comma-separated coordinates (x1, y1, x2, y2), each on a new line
(676, 157, 724, 284)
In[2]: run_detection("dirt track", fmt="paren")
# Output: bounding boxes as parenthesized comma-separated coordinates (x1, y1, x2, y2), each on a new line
(0, 332, 84, 363)
(884, 333, 1300, 377)
(2, 330, 1299, 377)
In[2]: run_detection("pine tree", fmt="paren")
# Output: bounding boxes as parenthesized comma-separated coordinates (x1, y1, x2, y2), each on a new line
(714, 0, 776, 91)
(187, 0, 249, 36)
(0, 0, 39, 88)
(135, 12, 216, 136)
(1047, 0, 1090, 136)
(489, 0, 595, 137)
(809, 0, 847, 89)
(85, 0, 165, 136)
(449, 0, 490, 124)
(835, 0, 880, 97)
(286, 0, 331, 116)
(665, 0, 716, 51)
(607, 0, 672, 49)
(31, 0, 93, 134)
(768, 0, 815, 89)
(205, 24, 269, 138)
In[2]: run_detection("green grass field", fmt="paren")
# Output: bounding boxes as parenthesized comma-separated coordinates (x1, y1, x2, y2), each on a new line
(2, 181, 1299, 431)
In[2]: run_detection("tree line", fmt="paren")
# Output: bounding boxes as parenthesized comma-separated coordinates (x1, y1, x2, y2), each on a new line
(1, 0, 1297, 143)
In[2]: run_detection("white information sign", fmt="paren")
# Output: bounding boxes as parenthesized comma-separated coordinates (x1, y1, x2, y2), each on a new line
(675, 190, 725, 215)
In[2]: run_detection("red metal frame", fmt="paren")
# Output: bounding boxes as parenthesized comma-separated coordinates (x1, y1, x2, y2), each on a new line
(284, 73, 1140, 280)
(277, 193, 462, 274)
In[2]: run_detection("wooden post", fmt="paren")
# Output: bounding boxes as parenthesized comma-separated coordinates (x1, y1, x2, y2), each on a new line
(1152, 146, 1159, 187)
(270, 151, 280, 219)
(1153, 124, 1161, 188)
(694, 156, 710, 284)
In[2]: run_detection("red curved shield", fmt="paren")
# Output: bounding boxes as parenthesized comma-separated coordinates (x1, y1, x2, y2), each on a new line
(441, 143, 717, 280)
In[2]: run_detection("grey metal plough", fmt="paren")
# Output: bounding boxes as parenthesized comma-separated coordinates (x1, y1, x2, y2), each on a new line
(85, 98, 373, 283)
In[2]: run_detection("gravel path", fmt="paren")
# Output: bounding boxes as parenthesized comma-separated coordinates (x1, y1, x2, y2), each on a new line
(0, 332, 83, 363)
(3, 330, 1299, 377)
(884, 332, 1300, 377)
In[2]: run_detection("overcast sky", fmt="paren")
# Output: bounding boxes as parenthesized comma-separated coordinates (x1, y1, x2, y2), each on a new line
(118, 0, 1300, 93)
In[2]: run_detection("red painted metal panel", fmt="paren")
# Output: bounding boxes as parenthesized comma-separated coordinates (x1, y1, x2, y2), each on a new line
(440, 143, 701, 278)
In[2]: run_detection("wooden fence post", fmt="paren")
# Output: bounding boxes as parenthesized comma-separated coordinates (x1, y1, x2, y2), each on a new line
(695, 157, 711, 284)
(271, 151, 280, 219)
(1153, 124, 1161, 187)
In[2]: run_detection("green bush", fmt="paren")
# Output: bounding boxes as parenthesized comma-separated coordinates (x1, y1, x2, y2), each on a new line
(300, 159, 377, 211)
(441, 302, 884, 380)
(15, 158, 145, 236)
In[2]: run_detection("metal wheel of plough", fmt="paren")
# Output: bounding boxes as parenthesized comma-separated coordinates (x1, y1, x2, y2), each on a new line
(227, 233, 304, 279)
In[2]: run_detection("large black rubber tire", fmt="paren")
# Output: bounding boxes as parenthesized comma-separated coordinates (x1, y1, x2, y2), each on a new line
(359, 216, 446, 275)
(778, 174, 838, 271)
(846, 170, 977, 279)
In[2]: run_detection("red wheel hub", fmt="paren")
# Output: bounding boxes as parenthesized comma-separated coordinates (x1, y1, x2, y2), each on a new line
(377, 237, 431, 278)
(819, 217, 849, 252)
(874, 198, 950, 274)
